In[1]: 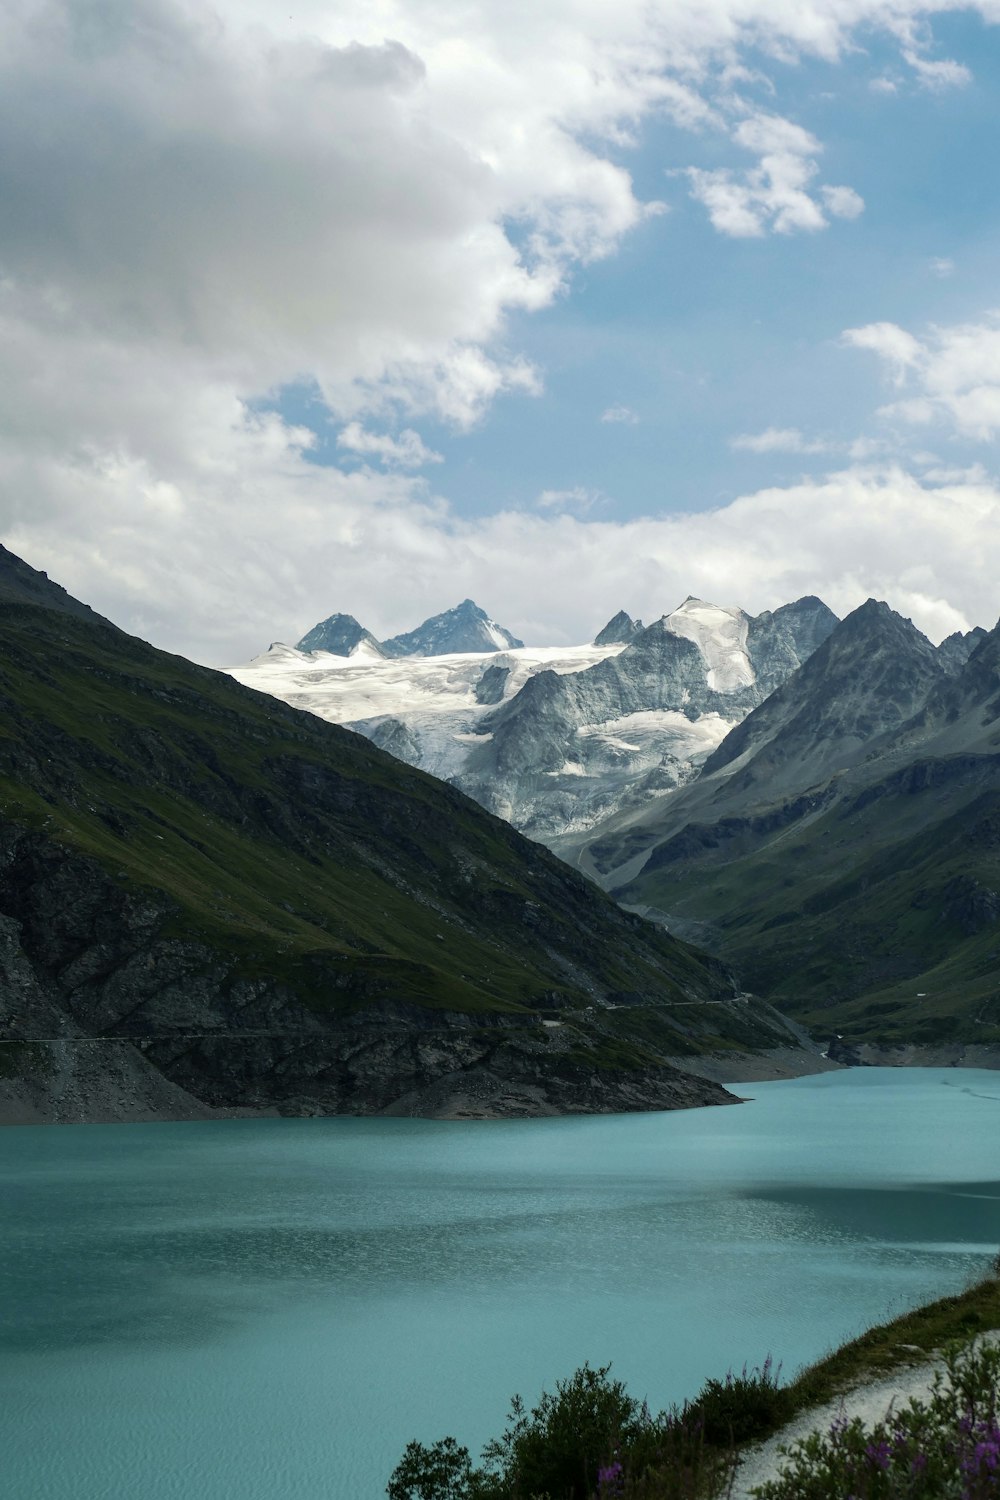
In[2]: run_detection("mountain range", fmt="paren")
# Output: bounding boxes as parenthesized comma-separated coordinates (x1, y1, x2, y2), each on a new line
(563, 599, 1000, 1058)
(231, 595, 838, 840)
(0, 545, 807, 1124)
(296, 598, 523, 658)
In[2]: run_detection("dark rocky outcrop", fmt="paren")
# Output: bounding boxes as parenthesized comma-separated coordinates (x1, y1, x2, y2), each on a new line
(594, 610, 644, 646)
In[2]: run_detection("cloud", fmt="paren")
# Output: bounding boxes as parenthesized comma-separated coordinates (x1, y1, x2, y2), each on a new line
(8, 417, 997, 663)
(337, 423, 443, 468)
(845, 313, 1000, 439)
(536, 487, 603, 512)
(601, 405, 640, 425)
(685, 110, 864, 238)
(1, 0, 999, 665)
(930, 257, 955, 277)
(842, 321, 925, 383)
(821, 184, 864, 220)
(731, 427, 832, 454)
(901, 48, 971, 89)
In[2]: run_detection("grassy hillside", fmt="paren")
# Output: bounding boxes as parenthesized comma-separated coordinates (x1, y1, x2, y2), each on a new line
(620, 755, 1000, 1046)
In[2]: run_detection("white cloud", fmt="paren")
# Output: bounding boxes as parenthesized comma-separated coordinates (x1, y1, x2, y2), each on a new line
(842, 322, 925, 383)
(536, 487, 603, 512)
(685, 109, 864, 238)
(901, 47, 972, 89)
(731, 427, 831, 453)
(9, 417, 998, 661)
(337, 423, 443, 468)
(845, 313, 1000, 439)
(930, 256, 955, 277)
(601, 405, 640, 425)
(821, 184, 865, 220)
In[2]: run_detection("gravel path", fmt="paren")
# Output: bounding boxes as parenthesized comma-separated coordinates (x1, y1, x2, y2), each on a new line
(728, 1335, 1000, 1498)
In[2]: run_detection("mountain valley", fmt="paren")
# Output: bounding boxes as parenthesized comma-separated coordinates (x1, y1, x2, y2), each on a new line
(0, 547, 809, 1124)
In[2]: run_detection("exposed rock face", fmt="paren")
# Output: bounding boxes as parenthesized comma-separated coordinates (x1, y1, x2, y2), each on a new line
(594, 610, 644, 645)
(0, 822, 748, 1122)
(701, 599, 947, 785)
(938, 626, 989, 672)
(382, 599, 524, 657)
(457, 596, 838, 838)
(475, 662, 511, 705)
(296, 612, 384, 656)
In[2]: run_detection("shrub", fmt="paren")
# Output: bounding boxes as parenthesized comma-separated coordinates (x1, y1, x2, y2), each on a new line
(387, 1363, 745, 1500)
(483, 1363, 646, 1500)
(752, 1339, 1000, 1499)
(387, 1437, 477, 1500)
(684, 1356, 789, 1448)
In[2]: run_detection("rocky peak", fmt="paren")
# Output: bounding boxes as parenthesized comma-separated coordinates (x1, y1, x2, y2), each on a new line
(746, 596, 839, 697)
(702, 599, 946, 781)
(593, 610, 644, 646)
(296, 612, 383, 657)
(381, 600, 524, 658)
(938, 626, 989, 672)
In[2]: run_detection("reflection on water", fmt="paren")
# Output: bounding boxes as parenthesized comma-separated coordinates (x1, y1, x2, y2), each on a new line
(1, 1068, 998, 1499)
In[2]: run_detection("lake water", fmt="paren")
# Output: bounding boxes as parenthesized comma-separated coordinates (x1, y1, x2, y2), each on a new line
(1, 1068, 999, 1499)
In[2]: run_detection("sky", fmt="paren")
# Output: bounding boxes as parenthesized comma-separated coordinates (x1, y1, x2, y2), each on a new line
(6, 1, 1000, 662)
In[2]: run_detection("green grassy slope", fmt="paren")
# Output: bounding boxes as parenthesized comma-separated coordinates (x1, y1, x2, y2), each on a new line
(621, 755, 1000, 1045)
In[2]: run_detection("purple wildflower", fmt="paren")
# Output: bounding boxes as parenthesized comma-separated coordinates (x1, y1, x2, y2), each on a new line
(597, 1459, 624, 1497)
(864, 1438, 892, 1471)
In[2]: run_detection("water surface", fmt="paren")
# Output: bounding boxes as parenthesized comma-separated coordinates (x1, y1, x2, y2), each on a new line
(1, 1068, 998, 1498)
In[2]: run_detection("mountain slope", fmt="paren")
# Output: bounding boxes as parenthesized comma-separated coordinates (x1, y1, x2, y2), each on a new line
(0, 543, 109, 624)
(579, 602, 1000, 1053)
(0, 555, 803, 1122)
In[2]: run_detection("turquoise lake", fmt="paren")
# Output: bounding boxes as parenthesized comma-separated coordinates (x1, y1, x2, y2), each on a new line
(2, 1068, 999, 1499)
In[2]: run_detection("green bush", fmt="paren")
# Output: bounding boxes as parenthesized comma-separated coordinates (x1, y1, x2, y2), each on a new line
(386, 1363, 743, 1500)
(387, 1437, 477, 1500)
(685, 1356, 790, 1447)
(387, 1364, 645, 1500)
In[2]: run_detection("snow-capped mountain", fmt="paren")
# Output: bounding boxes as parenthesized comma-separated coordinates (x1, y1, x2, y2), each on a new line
(226, 638, 625, 785)
(458, 596, 837, 836)
(293, 598, 523, 660)
(381, 599, 524, 657)
(297, 612, 384, 656)
(227, 594, 837, 844)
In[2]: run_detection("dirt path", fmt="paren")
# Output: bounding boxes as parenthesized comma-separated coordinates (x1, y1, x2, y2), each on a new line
(729, 1335, 1000, 1498)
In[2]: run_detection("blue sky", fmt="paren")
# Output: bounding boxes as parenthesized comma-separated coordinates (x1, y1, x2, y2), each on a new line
(5, 0, 1000, 660)
(316, 11, 1000, 520)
